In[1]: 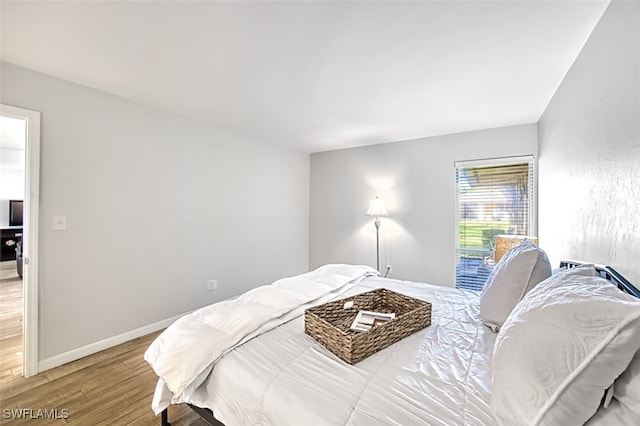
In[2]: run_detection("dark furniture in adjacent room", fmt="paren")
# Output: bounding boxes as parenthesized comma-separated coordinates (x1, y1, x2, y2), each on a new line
(1, 226, 22, 262)
(16, 240, 23, 279)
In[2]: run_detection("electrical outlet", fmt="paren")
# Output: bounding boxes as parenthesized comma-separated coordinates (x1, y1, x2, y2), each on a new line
(206, 279, 218, 291)
(53, 215, 67, 230)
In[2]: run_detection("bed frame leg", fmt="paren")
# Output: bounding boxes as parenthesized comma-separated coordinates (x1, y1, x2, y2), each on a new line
(161, 408, 171, 426)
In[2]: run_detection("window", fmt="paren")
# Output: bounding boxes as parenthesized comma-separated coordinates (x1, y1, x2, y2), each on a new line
(455, 156, 535, 291)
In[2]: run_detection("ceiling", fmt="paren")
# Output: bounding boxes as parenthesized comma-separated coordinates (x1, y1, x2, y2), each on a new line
(0, 0, 610, 153)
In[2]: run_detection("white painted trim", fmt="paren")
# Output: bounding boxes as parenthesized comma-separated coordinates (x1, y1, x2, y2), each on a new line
(0, 104, 40, 377)
(454, 154, 535, 169)
(38, 313, 184, 373)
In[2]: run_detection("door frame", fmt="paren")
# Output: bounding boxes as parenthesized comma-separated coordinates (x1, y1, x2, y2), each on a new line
(1, 103, 41, 377)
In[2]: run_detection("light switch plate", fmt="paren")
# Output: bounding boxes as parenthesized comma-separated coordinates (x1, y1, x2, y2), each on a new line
(53, 215, 67, 230)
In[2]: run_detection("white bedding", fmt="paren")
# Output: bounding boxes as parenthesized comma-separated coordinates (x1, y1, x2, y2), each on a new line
(145, 264, 378, 408)
(147, 266, 499, 425)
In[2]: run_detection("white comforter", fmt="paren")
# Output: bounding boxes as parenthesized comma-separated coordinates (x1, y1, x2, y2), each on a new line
(147, 266, 499, 425)
(145, 265, 378, 409)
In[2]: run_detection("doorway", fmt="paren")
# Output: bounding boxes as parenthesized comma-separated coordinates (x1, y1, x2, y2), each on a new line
(0, 104, 40, 377)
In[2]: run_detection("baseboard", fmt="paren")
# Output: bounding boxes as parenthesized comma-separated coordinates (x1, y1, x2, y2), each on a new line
(38, 313, 185, 373)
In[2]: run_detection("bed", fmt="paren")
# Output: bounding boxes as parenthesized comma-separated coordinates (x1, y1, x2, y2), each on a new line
(145, 253, 640, 426)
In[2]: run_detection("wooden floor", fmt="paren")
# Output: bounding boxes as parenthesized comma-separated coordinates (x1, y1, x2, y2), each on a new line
(0, 261, 22, 382)
(0, 261, 211, 425)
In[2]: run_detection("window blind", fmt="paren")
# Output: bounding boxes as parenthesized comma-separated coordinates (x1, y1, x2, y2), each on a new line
(455, 157, 535, 291)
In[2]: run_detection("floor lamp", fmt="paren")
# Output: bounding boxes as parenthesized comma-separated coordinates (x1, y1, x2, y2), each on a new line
(366, 196, 388, 272)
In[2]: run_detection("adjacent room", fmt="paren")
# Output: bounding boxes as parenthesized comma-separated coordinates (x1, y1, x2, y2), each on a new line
(1, 0, 639, 425)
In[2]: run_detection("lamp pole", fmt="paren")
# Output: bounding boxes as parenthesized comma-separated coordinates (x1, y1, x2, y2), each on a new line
(366, 196, 388, 273)
(374, 216, 381, 271)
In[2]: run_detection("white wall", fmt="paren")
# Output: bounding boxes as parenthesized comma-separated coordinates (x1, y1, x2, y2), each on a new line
(538, 0, 640, 284)
(310, 124, 538, 286)
(0, 146, 26, 226)
(0, 62, 309, 363)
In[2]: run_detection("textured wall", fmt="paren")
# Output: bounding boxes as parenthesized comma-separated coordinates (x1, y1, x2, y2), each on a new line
(538, 0, 640, 284)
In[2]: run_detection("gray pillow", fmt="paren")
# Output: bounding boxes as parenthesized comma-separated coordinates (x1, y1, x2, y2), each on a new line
(479, 239, 551, 332)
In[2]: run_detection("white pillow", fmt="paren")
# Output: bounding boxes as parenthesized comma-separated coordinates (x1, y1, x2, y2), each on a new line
(491, 272, 640, 426)
(556, 264, 599, 278)
(479, 239, 551, 332)
(585, 398, 640, 425)
(615, 349, 640, 416)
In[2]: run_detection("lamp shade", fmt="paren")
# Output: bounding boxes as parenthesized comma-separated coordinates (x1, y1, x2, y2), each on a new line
(366, 196, 388, 217)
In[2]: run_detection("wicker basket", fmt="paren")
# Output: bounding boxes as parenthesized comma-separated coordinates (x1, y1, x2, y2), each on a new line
(305, 288, 432, 364)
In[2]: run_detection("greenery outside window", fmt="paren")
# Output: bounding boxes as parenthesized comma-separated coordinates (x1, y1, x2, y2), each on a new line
(455, 156, 535, 291)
